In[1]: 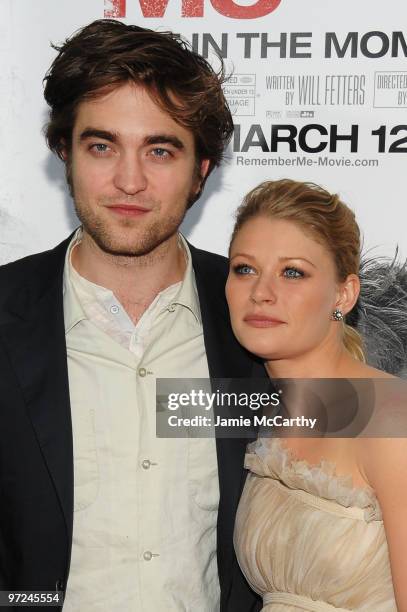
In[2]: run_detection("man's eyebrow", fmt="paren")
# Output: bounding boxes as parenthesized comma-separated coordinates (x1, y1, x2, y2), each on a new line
(78, 130, 185, 150)
(144, 134, 185, 150)
(79, 128, 118, 143)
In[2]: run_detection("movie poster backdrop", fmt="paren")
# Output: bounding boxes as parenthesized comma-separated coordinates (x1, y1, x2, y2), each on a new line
(1, 0, 406, 262)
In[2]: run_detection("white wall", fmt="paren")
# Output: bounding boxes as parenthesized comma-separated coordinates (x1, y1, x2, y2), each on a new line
(1, 0, 406, 263)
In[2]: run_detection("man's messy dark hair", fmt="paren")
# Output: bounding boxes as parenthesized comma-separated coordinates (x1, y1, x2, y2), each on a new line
(43, 19, 234, 203)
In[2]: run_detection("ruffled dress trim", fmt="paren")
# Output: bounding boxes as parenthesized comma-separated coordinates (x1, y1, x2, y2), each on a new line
(245, 437, 382, 522)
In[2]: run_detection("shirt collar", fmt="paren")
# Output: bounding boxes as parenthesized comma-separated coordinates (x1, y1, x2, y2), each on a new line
(63, 229, 202, 334)
(63, 228, 87, 334)
(162, 233, 202, 325)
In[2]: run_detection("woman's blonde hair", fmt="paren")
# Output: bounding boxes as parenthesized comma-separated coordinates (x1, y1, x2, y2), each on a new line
(230, 179, 365, 361)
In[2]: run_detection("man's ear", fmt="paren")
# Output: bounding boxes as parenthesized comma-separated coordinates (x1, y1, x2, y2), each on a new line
(335, 274, 360, 315)
(194, 158, 211, 194)
(200, 158, 210, 181)
(58, 139, 68, 161)
(188, 159, 212, 208)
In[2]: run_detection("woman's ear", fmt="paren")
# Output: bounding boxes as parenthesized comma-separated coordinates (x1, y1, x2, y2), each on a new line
(335, 274, 360, 315)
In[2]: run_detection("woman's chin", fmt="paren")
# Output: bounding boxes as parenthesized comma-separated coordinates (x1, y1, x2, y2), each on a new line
(235, 336, 281, 361)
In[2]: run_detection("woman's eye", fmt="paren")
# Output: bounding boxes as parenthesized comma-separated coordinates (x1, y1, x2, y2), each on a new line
(233, 264, 255, 275)
(283, 267, 304, 279)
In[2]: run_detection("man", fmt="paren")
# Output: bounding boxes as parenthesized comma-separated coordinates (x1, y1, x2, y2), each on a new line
(0, 19, 264, 611)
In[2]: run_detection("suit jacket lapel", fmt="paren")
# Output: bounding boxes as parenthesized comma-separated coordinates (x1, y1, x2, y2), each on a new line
(0, 238, 74, 541)
(189, 242, 266, 599)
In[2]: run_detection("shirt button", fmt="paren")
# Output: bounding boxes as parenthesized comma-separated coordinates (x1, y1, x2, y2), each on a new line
(143, 551, 153, 561)
(141, 459, 151, 470)
(110, 305, 119, 314)
(167, 304, 176, 312)
(138, 367, 147, 377)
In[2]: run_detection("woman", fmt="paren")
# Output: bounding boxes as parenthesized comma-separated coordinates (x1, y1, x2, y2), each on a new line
(225, 179, 407, 611)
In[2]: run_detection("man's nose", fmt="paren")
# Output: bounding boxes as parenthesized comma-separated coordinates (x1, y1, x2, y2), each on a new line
(113, 153, 147, 194)
(250, 276, 277, 304)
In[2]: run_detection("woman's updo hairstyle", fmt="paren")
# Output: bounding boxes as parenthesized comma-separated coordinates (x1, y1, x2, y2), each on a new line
(230, 179, 365, 362)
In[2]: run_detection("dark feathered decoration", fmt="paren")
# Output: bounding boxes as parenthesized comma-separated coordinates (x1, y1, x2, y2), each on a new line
(347, 251, 407, 377)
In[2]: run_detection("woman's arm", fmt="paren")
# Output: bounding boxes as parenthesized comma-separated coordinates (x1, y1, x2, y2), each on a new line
(360, 438, 407, 611)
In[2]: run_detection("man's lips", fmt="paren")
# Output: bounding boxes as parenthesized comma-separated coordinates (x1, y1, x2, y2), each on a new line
(106, 204, 151, 217)
(243, 314, 286, 328)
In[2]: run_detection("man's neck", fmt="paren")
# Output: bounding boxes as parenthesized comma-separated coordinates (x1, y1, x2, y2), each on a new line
(71, 231, 187, 324)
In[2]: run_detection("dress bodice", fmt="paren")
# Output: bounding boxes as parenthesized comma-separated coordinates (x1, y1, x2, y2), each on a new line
(234, 437, 397, 611)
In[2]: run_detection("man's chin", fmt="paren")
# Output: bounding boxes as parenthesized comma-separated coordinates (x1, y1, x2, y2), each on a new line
(78, 212, 183, 259)
(89, 230, 176, 259)
(95, 240, 159, 258)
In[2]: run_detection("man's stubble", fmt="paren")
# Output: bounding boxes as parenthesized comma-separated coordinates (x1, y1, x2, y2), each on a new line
(73, 194, 188, 262)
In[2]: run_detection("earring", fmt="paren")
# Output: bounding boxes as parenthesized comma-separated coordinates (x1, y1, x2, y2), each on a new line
(331, 308, 343, 321)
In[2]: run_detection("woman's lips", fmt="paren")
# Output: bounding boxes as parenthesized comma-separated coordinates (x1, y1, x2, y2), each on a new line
(107, 205, 151, 217)
(243, 315, 285, 328)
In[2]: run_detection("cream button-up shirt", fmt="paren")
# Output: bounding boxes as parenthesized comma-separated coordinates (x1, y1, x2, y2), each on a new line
(62, 230, 220, 611)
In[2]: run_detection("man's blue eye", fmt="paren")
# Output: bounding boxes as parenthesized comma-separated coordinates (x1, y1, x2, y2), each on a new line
(283, 267, 303, 279)
(152, 148, 170, 157)
(91, 143, 109, 153)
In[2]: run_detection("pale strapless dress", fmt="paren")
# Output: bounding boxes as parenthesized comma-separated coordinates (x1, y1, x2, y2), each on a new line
(234, 437, 397, 611)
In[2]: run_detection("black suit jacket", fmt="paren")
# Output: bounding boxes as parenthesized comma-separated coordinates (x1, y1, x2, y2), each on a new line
(0, 236, 264, 611)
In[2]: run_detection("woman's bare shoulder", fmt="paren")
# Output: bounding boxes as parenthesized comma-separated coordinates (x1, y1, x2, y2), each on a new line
(348, 361, 396, 379)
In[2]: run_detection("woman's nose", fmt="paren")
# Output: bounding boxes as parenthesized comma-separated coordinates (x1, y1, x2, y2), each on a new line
(249, 277, 277, 304)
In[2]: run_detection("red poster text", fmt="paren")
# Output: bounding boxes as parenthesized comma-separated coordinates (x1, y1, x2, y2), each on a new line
(104, 0, 281, 19)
